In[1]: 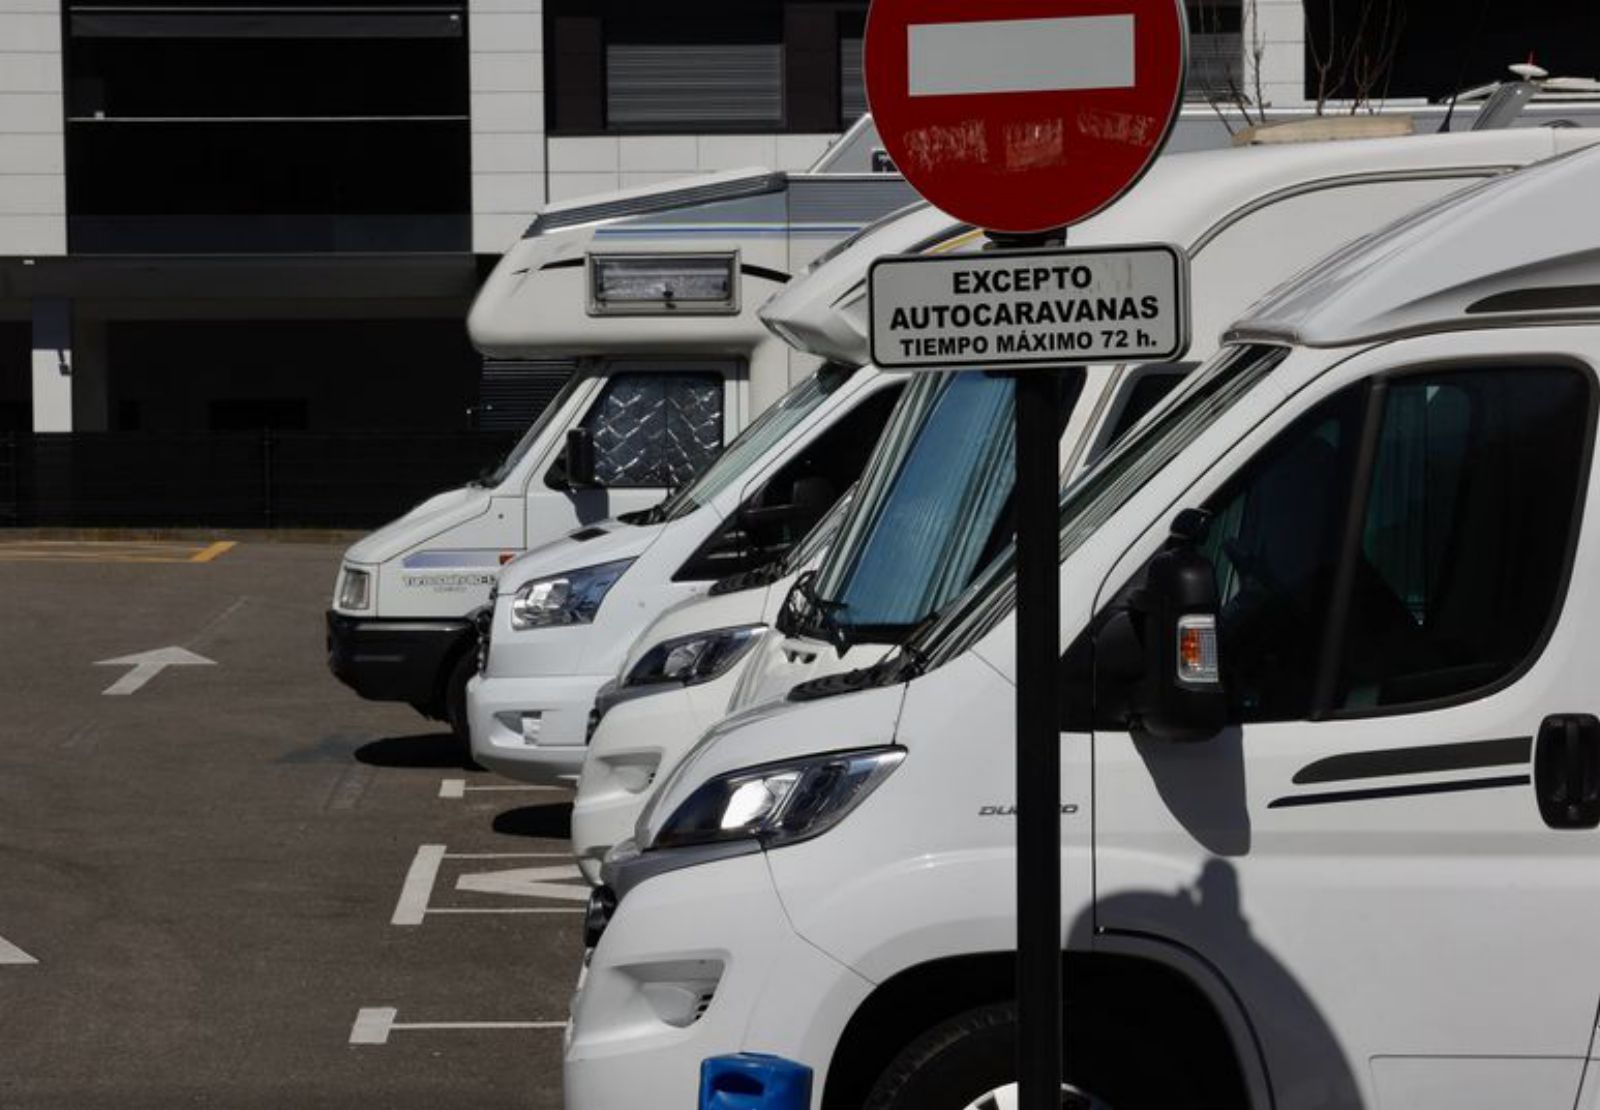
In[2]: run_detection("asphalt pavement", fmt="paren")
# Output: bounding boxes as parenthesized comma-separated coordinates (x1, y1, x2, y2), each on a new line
(0, 539, 579, 1109)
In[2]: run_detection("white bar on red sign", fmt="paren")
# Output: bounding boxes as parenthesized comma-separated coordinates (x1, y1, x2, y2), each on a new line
(908, 15, 1135, 98)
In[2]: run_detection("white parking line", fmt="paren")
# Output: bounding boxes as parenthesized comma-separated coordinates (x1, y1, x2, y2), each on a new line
(350, 1006, 565, 1045)
(0, 933, 37, 965)
(391, 845, 586, 925)
(391, 844, 446, 926)
(438, 778, 567, 799)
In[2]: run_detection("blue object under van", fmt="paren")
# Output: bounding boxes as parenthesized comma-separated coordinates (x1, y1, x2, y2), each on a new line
(699, 1053, 813, 1110)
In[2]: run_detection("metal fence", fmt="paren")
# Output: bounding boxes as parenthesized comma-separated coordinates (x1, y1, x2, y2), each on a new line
(0, 431, 519, 529)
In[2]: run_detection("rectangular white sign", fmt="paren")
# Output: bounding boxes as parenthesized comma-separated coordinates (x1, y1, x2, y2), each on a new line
(868, 245, 1190, 371)
(908, 15, 1136, 97)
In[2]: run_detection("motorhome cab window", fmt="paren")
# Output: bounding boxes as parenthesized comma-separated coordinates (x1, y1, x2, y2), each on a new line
(656, 365, 855, 524)
(678, 382, 905, 580)
(546, 371, 725, 490)
(1204, 365, 1592, 721)
(907, 343, 1290, 675)
(482, 373, 586, 486)
(811, 370, 1083, 639)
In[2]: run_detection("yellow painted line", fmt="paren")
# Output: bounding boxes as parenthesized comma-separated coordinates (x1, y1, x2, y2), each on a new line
(190, 541, 237, 563)
(0, 552, 200, 564)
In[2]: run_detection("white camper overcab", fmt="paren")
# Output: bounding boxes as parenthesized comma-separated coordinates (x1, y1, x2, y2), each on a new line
(325, 139, 918, 736)
(570, 142, 1600, 1110)
(567, 127, 1600, 884)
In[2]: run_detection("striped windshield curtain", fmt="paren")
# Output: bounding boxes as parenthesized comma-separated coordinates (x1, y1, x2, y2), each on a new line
(825, 372, 1017, 627)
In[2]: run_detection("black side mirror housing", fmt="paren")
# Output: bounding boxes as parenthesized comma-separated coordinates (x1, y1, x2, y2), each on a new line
(565, 427, 598, 489)
(1135, 516, 1229, 743)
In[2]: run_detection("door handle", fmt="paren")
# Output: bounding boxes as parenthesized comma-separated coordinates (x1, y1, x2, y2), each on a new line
(1534, 714, 1600, 829)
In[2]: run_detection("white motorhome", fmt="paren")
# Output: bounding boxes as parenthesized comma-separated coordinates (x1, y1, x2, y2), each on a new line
(570, 140, 1600, 1110)
(325, 124, 918, 735)
(569, 126, 1600, 884)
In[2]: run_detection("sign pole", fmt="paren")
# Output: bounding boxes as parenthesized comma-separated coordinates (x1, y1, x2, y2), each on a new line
(1015, 365, 1065, 1109)
(863, 3, 1189, 1103)
(991, 228, 1070, 1110)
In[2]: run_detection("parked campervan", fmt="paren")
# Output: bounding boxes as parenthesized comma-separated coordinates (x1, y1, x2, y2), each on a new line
(572, 138, 1600, 1110)
(325, 125, 917, 735)
(568, 126, 1600, 884)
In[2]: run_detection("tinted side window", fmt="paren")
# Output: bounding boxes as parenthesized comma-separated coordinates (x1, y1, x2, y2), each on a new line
(1333, 367, 1590, 710)
(1102, 370, 1186, 453)
(583, 371, 724, 488)
(1200, 387, 1366, 723)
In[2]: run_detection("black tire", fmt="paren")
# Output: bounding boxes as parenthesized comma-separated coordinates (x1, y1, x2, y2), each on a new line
(443, 650, 476, 746)
(865, 1003, 1130, 1110)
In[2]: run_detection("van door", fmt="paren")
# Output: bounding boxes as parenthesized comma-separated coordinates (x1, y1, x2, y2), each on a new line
(530, 361, 737, 535)
(1089, 343, 1600, 1109)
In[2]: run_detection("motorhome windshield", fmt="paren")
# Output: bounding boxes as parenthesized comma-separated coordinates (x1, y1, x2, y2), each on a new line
(478, 373, 585, 487)
(802, 371, 1026, 642)
(907, 343, 1290, 672)
(655, 364, 856, 523)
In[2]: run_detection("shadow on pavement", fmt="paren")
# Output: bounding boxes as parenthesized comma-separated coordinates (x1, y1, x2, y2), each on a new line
(354, 732, 479, 770)
(493, 803, 574, 840)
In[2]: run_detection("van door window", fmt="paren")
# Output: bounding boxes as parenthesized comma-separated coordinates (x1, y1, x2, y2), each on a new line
(1331, 367, 1590, 710)
(562, 371, 724, 489)
(1199, 365, 1593, 724)
(1200, 387, 1366, 723)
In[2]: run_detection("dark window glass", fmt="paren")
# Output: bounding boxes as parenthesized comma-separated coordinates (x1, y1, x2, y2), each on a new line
(1102, 370, 1188, 452)
(1332, 367, 1590, 709)
(1200, 386, 1365, 722)
(582, 372, 724, 489)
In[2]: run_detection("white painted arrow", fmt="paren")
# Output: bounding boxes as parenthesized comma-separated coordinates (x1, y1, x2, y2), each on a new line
(0, 933, 38, 965)
(95, 646, 216, 696)
(455, 864, 588, 902)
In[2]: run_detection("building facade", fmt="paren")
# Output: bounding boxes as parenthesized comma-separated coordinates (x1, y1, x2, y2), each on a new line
(2, 0, 1588, 447)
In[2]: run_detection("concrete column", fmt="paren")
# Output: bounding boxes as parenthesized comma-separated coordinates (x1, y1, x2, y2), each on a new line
(1246, 0, 1309, 108)
(30, 297, 71, 432)
(469, 0, 547, 254)
(71, 316, 109, 432)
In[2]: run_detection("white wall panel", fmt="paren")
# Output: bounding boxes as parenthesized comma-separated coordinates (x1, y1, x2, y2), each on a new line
(0, 2, 64, 255)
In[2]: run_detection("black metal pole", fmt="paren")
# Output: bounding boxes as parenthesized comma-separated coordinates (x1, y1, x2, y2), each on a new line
(1015, 365, 1062, 1109)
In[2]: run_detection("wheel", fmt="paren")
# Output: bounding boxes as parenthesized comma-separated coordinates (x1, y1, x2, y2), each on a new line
(864, 1004, 1113, 1110)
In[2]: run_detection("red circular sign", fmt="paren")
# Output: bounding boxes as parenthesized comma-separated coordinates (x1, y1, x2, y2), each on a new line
(865, 0, 1187, 234)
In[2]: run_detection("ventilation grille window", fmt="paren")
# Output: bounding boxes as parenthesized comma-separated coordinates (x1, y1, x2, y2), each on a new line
(606, 43, 784, 129)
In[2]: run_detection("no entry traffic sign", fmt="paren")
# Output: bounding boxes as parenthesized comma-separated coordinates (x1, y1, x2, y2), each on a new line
(864, 0, 1188, 233)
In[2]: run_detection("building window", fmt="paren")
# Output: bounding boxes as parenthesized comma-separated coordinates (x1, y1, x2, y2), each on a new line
(608, 43, 785, 130)
(63, 0, 471, 254)
(547, 1, 867, 136)
(839, 27, 866, 126)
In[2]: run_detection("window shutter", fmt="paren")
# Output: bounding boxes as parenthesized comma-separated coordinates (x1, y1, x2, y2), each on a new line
(606, 43, 784, 128)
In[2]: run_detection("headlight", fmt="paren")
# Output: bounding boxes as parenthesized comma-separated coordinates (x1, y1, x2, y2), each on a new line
(339, 567, 371, 611)
(508, 558, 633, 630)
(650, 747, 904, 851)
(623, 625, 764, 690)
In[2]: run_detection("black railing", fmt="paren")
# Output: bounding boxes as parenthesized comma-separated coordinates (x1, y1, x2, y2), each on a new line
(0, 431, 519, 529)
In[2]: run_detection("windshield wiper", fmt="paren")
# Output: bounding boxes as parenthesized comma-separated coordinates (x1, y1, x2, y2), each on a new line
(709, 558, 787, 597)
(792, 571, 855, 654)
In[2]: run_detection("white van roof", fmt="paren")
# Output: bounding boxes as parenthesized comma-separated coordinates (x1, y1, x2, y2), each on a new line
(1231, 141, 1600, 348)
(766, 127, 1600, 367)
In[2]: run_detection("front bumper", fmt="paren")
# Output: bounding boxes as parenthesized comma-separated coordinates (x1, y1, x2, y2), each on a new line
(467, 670, 611, 785)
(565, 852, 872, 1110)
(572, 677, 739, 885)
(325, 611, 474, 712)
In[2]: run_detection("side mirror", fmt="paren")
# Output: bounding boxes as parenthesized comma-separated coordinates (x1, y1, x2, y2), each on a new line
(565, 427, 598, 489)
(1134, 513, 1228, 743)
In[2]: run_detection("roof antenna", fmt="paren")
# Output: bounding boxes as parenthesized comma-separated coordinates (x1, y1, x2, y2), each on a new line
(1439, 0, 1492, 133)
